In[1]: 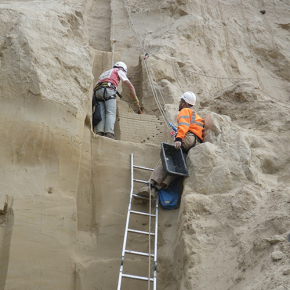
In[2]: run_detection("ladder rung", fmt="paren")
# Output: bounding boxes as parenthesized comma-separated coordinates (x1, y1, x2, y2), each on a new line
(122, 273, 153, 282)
(132, 194, 156, 201)
(128, 229, 155, 235)
(133, 178, 149, 184)
(133, 165, 154, 171)
(130, 210, 156, 217)
(125, 250, 154, 257)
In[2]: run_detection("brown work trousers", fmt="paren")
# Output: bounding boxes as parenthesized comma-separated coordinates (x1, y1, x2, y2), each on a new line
(151, 132, 201, 188)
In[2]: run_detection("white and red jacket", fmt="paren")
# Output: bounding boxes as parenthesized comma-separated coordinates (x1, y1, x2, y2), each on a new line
(96, 68, 128, 88)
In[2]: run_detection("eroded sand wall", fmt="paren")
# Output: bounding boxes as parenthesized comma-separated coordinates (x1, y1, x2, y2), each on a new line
(0, 0, 290, 290)
(0, 2, 92, 289)
(0, 197, 13, 290)
(76, 137, 161, 290)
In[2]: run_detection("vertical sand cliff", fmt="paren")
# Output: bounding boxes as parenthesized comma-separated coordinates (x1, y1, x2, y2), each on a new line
(0, 0, 290, 289)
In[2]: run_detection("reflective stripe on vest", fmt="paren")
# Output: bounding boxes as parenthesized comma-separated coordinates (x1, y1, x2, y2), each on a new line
(176, 108, 204, 141)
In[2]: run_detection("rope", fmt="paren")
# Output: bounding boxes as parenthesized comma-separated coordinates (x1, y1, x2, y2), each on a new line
(143, 59, 172, 131)
(117, 1, 174, 136)
(147, 158, 162, 290)
(113, 39, 249, 81)
(120, 1, 175, 137)
(111, 0, 116, 68)
(150, 52, 249, 81)
(173, 59, 183, 91)
(141, 60, 158, 289)
(121, 4, 168, 288)
(145, 57, 171, 121)
(122, 0, 145, 53)
(143, 56, 172, 290)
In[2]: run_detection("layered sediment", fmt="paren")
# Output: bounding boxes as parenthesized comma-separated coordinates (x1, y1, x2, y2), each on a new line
(0, 1, 289, 289)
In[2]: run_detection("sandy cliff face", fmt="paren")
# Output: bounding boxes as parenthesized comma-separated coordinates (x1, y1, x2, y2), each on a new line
(0, 0, 290, 290)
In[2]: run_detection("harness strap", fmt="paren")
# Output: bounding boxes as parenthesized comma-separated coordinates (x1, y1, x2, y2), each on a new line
(94, 81, 122, 99)
(102, 87, 107, 100)
(115, 91, 122, 98)
(104, 94, 117, 101)
(94, 81, 116, 91)
(92, 94, 98, 108)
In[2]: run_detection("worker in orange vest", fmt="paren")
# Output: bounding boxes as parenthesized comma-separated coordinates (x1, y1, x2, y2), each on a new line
(173, 91, 204, 150)
(135, 92, 204, 199)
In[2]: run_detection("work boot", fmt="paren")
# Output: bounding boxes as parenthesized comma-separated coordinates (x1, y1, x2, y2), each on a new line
(105, 132, 115, 139)
(96, 132, 104, 136)
(134, 185, 157, 200)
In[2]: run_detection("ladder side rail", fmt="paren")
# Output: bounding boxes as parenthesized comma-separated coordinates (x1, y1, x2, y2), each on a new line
(117, 153, 135, 290)
(153, 194, 159, 290)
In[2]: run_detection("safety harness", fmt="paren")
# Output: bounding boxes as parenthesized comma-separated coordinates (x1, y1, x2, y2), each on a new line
(93, 81, 122, 102)
(91, 82, 123, 128)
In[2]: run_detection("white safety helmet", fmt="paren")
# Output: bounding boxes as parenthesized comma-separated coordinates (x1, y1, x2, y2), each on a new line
(180, 91, 196, 106)
(113, 61, 128, 73)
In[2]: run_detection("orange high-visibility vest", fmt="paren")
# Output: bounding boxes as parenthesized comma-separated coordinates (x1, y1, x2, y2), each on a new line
(175, 108, 204, 141)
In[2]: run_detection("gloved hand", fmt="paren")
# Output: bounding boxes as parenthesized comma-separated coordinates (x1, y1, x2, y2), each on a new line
(134, 99, 140, 107)
(174, 141, 182, 149)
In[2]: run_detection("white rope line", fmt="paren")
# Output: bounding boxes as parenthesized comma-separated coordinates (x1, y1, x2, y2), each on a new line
(121, 2, 183, 287)
(122, 0, 175, 138)
(150, 52, 249, 81)
(111, 0, 116, 67)
(143, 61, 167, 123)
(147, 158, 162, 290)
(143, 59, 172, 131)
(122, 0, 172, 131)
(122, 0, 145, 53)
(146, 61, 176, 143)
(145, 64, 168, 124)
(144, 59, 174, 145)
(113, 39, 249, 81)
(145, 58, 172, 123)
(121, 4, 169, 288)
(120, 1, 183, 142)
(121, 3, 177, 286)
(122, 0, 170, 121)
(173, 59, 183, 91)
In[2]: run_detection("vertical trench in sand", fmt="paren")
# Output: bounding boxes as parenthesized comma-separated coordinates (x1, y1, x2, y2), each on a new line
(0, 197, 14, 290)
(80, 1, 182, 289)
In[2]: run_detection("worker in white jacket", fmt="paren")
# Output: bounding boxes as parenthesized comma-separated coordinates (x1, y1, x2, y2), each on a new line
(92, 61, 140, 139)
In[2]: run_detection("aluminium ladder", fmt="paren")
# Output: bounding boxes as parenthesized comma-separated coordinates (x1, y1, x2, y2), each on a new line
(117, 153, 159, 290)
